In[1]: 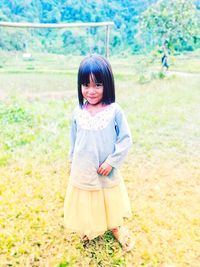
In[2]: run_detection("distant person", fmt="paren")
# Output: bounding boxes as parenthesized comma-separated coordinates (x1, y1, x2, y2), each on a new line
(64, 54, 135, 252)
(161, 43, 170, 72)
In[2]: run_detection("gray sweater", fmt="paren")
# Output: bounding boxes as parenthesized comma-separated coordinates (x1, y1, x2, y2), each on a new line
(69, 103, 132, 190)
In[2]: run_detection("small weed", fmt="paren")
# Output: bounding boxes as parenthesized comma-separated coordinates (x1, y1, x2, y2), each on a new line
(158, 71, 166, 79)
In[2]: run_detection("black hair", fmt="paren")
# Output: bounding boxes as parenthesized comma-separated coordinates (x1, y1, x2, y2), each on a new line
(77, 54, 115, 107)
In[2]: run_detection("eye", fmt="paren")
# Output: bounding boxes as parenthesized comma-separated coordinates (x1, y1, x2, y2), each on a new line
(82, 83, 89, 87)
(95, 83, 103, 87)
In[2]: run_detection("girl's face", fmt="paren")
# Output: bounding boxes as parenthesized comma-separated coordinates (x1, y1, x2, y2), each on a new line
(81, 75, 103, 106)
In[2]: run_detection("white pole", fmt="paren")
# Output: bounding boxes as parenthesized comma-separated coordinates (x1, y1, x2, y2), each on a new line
(0, 21, 114, 29)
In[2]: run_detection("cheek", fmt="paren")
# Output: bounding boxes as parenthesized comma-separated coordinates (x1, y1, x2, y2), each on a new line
(99, 89, 103, 97)
(81, 87, 87, 97)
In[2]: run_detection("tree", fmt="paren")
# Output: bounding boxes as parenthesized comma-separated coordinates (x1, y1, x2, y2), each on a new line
(136, 0, 200, 52)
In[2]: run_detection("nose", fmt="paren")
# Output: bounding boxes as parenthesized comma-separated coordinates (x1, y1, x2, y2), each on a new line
(88, 86, 96, 94)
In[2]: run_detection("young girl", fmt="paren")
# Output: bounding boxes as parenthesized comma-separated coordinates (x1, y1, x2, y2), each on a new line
(64, 54, 134, 251)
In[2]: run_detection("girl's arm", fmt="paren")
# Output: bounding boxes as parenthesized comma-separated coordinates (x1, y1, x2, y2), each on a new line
(105, 108, 132, 169)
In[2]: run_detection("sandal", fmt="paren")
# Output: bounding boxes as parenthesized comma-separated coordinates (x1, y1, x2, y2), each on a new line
(112, 226, 135, 252)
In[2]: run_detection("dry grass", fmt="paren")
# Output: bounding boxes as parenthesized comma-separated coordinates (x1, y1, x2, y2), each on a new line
(0, 54, 200, 266)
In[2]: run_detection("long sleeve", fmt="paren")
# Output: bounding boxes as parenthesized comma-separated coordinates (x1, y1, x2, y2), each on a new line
(105, 108, 132, 169)
(69, 115, 77, 163)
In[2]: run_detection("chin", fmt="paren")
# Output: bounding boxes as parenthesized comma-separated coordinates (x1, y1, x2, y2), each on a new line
(88, 99, 99, 105)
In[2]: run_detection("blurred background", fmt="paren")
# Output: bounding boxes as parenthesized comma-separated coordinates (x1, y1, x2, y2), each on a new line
(0, 1, 200, 267)
(0, 0, 200, 55)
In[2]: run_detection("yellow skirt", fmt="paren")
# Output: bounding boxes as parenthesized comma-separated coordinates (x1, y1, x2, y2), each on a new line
(64, 178, 132, 240)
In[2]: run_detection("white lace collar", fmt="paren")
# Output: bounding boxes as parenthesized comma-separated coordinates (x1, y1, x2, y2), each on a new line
(76, 103, 115, 130)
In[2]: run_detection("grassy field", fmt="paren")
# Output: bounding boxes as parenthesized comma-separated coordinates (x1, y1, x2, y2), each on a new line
(0, 52, 200, 266)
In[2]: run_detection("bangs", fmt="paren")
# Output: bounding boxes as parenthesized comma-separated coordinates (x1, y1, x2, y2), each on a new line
(79, 62, 104, 85)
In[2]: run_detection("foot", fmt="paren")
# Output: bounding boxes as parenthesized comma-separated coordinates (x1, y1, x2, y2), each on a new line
(81, 234, 89, 241)
(112, 226, 135, 252)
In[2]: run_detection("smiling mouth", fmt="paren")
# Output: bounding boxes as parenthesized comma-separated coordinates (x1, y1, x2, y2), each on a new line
(88, 97, 97, 100)
(87, 97, 101, 105)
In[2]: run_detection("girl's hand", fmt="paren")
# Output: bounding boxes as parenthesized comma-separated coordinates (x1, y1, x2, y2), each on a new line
(98, 162, 113, 176)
